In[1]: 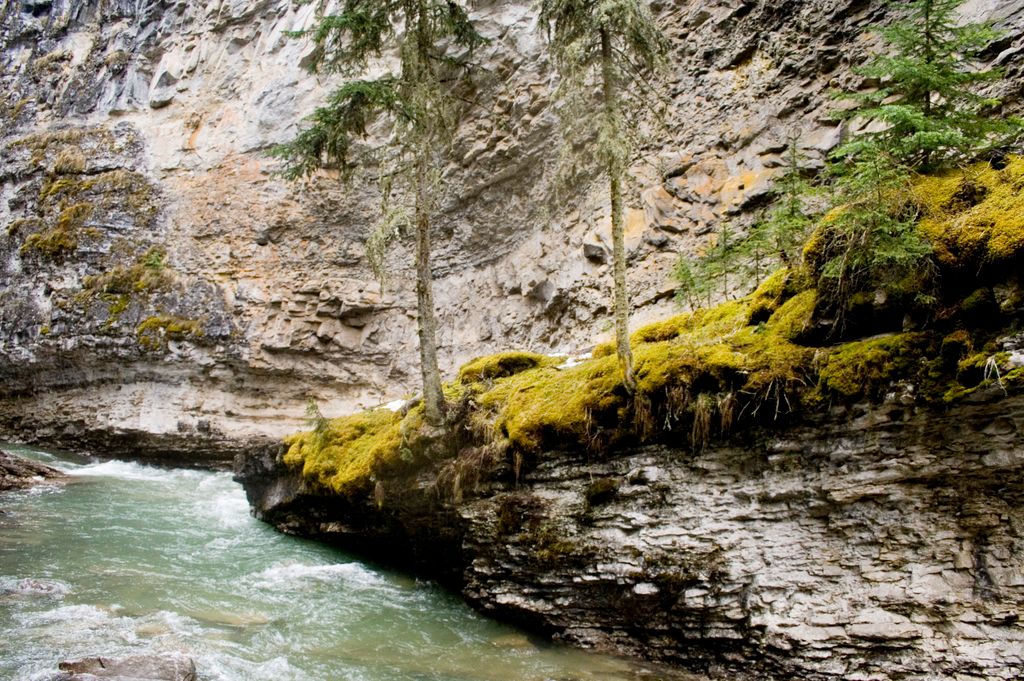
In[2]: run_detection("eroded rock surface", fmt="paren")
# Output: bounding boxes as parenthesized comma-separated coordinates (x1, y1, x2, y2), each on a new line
(238, 395, 1024, 680)
(0, 449, 63, 490)
(2, 1, 1023, 459)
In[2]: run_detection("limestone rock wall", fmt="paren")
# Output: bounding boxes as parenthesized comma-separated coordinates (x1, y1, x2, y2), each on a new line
(2, 0, 1024, 456)
(238, 394, 1024, 681)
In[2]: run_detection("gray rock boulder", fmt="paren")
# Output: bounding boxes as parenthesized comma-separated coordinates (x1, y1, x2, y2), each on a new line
(0, 449, 64, 491)
(49, 654, 197, 681)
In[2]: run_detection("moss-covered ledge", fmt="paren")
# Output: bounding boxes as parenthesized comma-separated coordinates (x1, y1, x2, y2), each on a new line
(270, 156, 1024, 510)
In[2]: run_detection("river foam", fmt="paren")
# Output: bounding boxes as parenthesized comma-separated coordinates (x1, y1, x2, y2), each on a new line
(250, 560, 387, 591)
(2, 444, 668, 681)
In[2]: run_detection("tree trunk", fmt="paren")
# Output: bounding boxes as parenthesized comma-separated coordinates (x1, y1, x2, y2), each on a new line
(414, 161, 445, 426)
(601, 27, 636, 394)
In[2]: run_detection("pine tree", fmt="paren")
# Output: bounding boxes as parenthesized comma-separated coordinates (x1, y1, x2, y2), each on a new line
(272, 1, 485, 426)
(813, 146, 931, 315)
(817, 0, 1020, 319)
(746, 138, 816, 274)
(837, 0, 1017, 168)
(538, 0, 669, 394)
(673, 138, 816, 307)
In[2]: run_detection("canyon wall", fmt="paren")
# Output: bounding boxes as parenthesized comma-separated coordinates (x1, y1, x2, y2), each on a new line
(2, 0, 1024, 458)
(238, 391, 1024, 681)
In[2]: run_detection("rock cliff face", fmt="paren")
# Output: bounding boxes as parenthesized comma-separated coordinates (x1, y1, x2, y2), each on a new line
(3, 0, 1021, 458)
(238, 392, 1024, 681)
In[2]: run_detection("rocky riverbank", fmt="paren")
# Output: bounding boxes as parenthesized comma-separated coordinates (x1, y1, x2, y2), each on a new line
(237, 391, 1024, 680)
(0, 449, 64, 491)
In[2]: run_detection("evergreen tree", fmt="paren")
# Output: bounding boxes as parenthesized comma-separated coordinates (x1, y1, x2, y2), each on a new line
(538, 0, 669, 394)
(272, 1, 485, 426)
(746, 138, 816, 274)
(673, 223, 735, 311)
(674, 138, 816, 308)
(812, 146, 931, 315)
(837, 0, 1017, 169)
(816, 0, 1020, 317)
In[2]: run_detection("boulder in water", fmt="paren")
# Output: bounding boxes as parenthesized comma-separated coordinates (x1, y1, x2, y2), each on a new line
(50, 654, 197, 680)
(0, 450, 64, 491)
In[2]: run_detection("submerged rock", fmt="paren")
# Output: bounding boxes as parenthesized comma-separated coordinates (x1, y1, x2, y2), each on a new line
(48, 654, 196, 681)
(0, 450, 64, 491)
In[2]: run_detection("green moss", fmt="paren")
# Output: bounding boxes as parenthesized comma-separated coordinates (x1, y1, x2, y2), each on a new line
(7, 216, 42, 237)
(593, 311, 699, 358)
(527, 522, 590, 566)
(80, 170, 157, 222)
(633, 340, 745, 396)
(940, 330, 973, 366)
(480, 354, 625, 453)
(960, 287, 999, 322)
(584, 477, 620, 508)
(20, 203, 92, 258)
(764, 289, 816, 342)
(283, 408, 409, 497)
(136, 315, 203, 351)
(816, 333, 932, 400)
(17, 161, 157, 264)
(915, 157, 1024, 271)
(458, 351, 557, 384)
(748, 268, 792, 322)
(632, 313, 694, 344)
(106, 294, 130, 317)
(84, 247, 170, 296)
(10, 128, 96, 167)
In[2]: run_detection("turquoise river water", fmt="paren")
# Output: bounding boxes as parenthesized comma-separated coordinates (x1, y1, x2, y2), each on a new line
(0, 445, 694, 681)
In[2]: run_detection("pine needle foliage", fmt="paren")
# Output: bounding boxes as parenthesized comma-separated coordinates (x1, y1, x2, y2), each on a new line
(538, 0, 669, 394)
(271, 78, 409, 181)
(815, 0, 1019, 321)
(270, 0, 486, 426)
(835, 0, 1020, 169)
(674, 139, 817, 310)
(811, 147, 933, 317)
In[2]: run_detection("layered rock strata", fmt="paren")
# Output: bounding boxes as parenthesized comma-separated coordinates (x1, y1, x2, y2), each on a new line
(238, 392, 1024, 681)
(0, 448, 64, 490)
(3, 1, 1023, 457)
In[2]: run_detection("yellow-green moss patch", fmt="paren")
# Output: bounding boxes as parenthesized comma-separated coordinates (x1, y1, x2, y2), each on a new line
(915, 157, 1024, 270)
(20, 203, 93, 258)
(283, 408, 408, 497)
(84, 247, 170, 296)
(458, 351, 558, 384)
(748, 267, 792, 322)
(816, 333, 933, 400)
(479, 354, 624, 453)
(136, 315, 203, 351)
